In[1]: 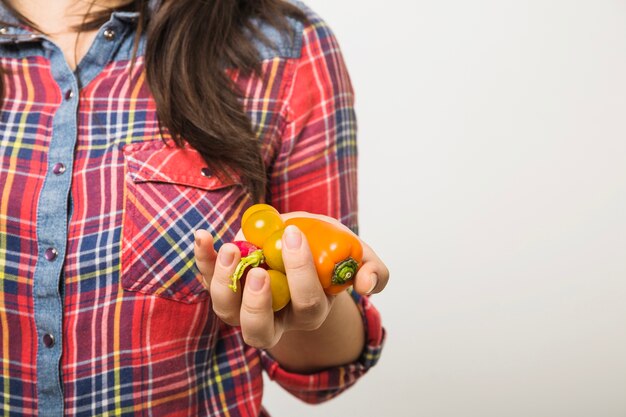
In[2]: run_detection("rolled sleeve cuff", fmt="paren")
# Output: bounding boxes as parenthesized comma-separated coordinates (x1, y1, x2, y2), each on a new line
(260, 290, 385, 404)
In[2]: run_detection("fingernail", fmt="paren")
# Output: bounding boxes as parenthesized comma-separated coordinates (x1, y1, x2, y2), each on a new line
(247, 269, 266, 292)
(283, 225, 302, 250)
(219, 248, 235, 267)
(366, 273, 378, 295)
(194, 230, 201, 247)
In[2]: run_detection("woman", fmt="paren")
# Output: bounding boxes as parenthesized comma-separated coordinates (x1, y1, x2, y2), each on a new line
(0, 0, 388, 415)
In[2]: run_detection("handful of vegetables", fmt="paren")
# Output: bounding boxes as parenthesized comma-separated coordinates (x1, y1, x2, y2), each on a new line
(229, 204, 363, 311)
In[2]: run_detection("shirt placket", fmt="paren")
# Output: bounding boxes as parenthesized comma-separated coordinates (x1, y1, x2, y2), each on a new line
(24, 17, 130, 416)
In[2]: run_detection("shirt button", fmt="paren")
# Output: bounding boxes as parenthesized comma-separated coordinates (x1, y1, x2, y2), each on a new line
(200, 167, 212, 177)
(44, 247, 58, 262)
(65, 89, 74, 100)
(43, 333, 55, 348)
(103, 28, 115, 41)
(52, 162, 66, 175)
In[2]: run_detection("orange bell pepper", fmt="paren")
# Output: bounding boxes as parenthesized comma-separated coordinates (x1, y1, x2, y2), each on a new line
(284, 217, 362, 295)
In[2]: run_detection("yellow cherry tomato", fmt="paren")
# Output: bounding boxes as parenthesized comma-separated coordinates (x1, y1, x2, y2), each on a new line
(262, 229, 285, 273)
(268, 270, 290, 311)
(241, 203, 279, 228)
(242, 210, 284, 248)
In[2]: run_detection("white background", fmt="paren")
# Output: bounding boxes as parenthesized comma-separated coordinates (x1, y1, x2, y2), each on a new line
(264, 1, 626, 416)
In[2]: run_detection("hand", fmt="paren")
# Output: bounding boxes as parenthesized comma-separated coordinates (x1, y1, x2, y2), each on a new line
(194, 213, 389, 350)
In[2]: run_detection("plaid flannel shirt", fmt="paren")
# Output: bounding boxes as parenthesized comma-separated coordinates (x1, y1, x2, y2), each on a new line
(0, 1, 384, 416)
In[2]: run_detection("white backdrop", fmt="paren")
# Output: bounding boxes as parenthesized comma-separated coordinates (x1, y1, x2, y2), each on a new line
(264, 1, 626, 416)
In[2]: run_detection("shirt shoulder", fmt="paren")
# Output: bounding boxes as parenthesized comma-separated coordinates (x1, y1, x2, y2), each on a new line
(250, 0, 334, 61)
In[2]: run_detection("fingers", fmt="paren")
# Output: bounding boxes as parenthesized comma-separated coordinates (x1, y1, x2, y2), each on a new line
(195, 230, 244, 325)
(212, 224, 331, 347)
(210, 242, 243, 326)
(202, 210, 387, 350)
(239, 268, 283, 348)
(239, 225, 332, 346)
(281, 225, 331, 331)
(194, 229, 217, 287)
(352, 240, 389, 295)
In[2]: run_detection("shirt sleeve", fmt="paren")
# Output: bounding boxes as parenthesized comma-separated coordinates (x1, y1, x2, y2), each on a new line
(267, 6, 358, 231)
(261, 6, 385, 403)
(260, 291, 385, 404)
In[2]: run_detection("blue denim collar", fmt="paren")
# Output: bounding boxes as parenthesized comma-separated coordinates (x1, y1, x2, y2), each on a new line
(0, 2, 18, 26)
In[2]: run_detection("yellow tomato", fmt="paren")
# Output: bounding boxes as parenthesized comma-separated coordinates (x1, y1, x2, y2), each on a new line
(241, 203, 279, 228)
(268, 270, 290, 311)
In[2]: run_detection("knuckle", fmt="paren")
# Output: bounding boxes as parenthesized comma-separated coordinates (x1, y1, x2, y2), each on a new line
(199, 276, 210, 290)
(297, 317, 325, 332)
(212, 308, 239, 326)
(377, 267, 390, 291)
(242, 332, 269, 349)
(293, 297, 325, 320)
(210, 272, 233, 292)
(381, 270, 390, 287)
(242, 301, 268, 316)
(283, 254, 310, 272)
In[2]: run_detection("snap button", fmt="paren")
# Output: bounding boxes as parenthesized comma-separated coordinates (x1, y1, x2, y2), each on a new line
(103, 28, 115, 41)
(43, 333, 55, 348)
(65, 89, 74, 100)
(44, 247, 58, 261)
(52, 162, 66, 175)
(201, 167, 212, 177)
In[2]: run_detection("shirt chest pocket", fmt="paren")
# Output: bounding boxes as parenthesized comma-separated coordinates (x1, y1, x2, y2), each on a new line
(121, 140, 244, 304)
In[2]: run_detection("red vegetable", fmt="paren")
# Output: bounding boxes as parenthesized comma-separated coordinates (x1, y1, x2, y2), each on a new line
(232, 240, 260, 257)
(228, 241, 267, 292)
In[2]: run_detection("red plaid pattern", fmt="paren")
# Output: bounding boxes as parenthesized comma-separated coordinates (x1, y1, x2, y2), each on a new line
(0, 4, 384, 416)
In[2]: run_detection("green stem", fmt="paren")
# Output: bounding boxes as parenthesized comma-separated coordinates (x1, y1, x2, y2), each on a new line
(229, 250, 265, 292)
(332, 257, 359, 285)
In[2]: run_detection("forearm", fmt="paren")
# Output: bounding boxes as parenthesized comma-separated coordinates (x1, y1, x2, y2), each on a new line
(267, 291, 365, 373)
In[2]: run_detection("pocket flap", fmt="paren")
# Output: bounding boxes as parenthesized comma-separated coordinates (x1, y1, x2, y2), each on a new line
(123, 140, 240, 191)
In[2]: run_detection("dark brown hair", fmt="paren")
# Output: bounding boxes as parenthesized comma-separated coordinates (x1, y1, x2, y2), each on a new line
(0, 0, 305, 201)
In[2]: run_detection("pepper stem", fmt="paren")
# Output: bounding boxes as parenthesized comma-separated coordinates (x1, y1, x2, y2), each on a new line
(331, 257, 359, 285)
(228, 250, 265, 292)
